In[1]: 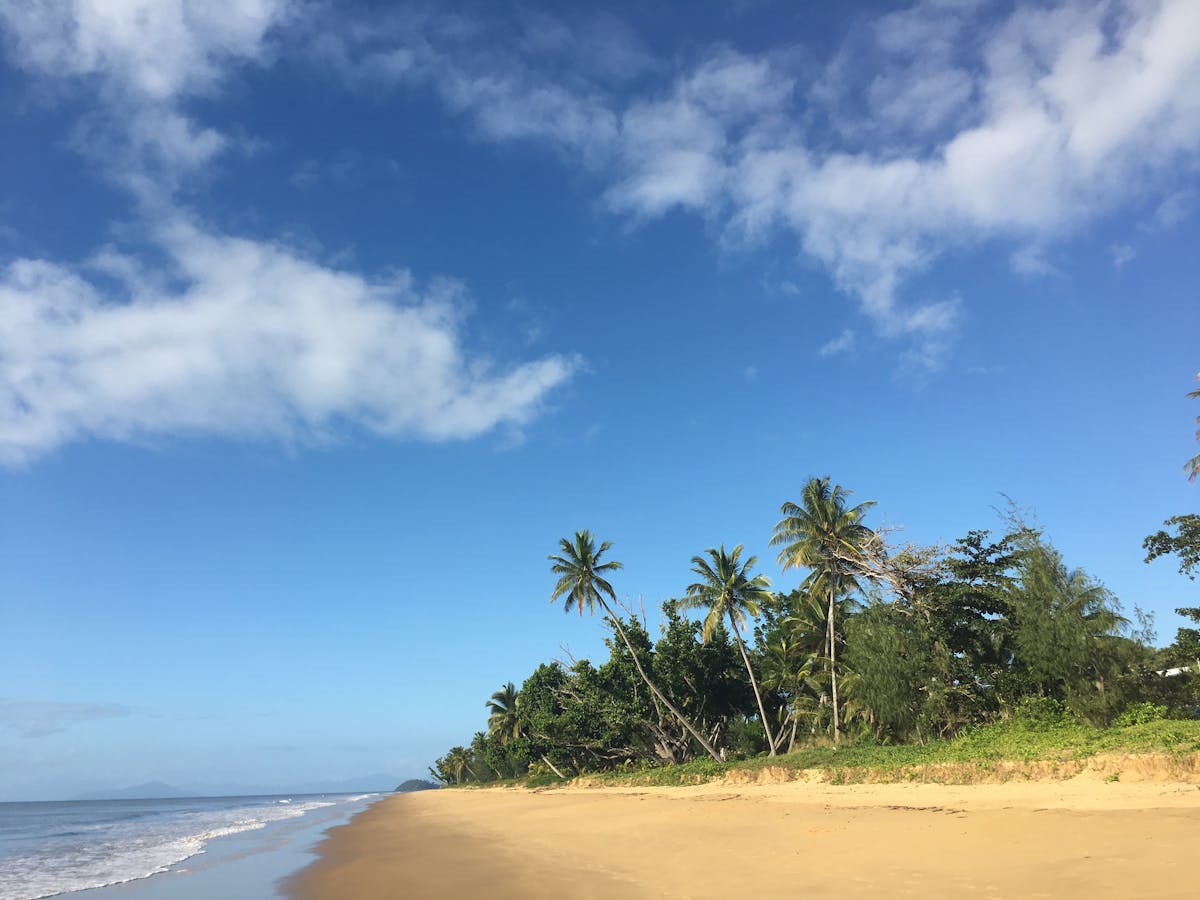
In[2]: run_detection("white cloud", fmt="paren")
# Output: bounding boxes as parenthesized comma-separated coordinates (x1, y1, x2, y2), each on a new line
(1111, 243, 1137, 268)
(0, 0, 286, 100)
(323, 1, 1200, 371)
(817, 329, 856, 358)
(0, 0, 290, 190)
(7, 1, 1200, 379)
(607, 52, 794, 217)
(0, 221, 578, 464)
(310, 10, 621, 167)
(0, 3, 580, 463)
(1010, 245, 1057, 277)
(1151, 188, 1197, 227)
(821, 0, 979, 145)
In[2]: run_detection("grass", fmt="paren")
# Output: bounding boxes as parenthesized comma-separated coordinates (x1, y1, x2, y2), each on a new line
(573, 718, 1200, 788)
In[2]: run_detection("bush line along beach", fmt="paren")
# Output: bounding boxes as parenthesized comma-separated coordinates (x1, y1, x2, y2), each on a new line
(426, 380, 1200, 787)
(287, 380, 1200, 899)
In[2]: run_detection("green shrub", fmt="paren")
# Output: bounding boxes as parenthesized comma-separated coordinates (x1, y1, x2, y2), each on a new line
(1011, 696, 1074, 729)
(1114, 702, 1169, 726)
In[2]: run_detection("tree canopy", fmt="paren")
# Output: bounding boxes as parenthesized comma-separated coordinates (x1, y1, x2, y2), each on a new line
(431, 482, 1196, 785)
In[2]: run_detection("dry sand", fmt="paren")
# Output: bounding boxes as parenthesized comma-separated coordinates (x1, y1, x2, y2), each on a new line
(287, 777, 1199, 899)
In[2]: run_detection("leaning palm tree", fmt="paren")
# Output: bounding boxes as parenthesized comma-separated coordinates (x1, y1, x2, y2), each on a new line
(486, 682, 521, 742)
(682, 544, 778, 754)
(550, 530, 723, 762)
(770, 477, 875, 746)
(1187, 373, 1200, 481)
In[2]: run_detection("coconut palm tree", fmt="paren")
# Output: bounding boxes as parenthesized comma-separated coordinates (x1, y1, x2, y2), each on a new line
(1187, 373, 1200, 481)
(444, 746, 472, 784)
(682, 544, 777, 754)
(770, 477, 875, 746)
(486, 681, 566, 778)
(763, 588, 842, 747)
(760, 633, 824, 752)
(550, 530, 723, 762)
(486, 682, 521, 742)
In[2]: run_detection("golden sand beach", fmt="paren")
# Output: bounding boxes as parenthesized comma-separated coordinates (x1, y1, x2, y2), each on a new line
(287, 775, 1199, 899)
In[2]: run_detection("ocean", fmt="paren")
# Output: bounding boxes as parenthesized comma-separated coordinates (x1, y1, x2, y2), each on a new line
(0, 792, 382, 900)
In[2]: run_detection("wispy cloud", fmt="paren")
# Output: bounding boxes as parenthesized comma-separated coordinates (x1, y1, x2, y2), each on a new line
(0, 219, 578, 465)
(5, 1, 1200, 385)
(0, 0, 291, 193)
(1010, 245, 1058, 278)
(316, 1, 1200, 371)
(308, 8, 624, 168)
(1111, 243, 1137, 269)
(0, 2, 580, 463)
(0, 698, 130, 738)
(817, 329, 856, 358)
(1150, 188, 1196, 229)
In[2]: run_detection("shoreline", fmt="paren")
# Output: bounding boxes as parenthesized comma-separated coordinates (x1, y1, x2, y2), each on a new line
(287, 777, 1200, 898)
(62, 793, 384, 900)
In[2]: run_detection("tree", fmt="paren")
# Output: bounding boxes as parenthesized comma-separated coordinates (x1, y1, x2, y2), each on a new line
(651, 600, 753, 760)
(1187, 373, 1200, 481)
(770, 477, 875, 745)
(682, 544, 777, 754)
(759, 590, 828, 751)
(1006, 536, 1127, 723)
(549, 530, 723, 761)
(844, 602, 964, 743)
(517, 663, 578, 776)
(919, 530, 1020, 722)
(1143, 372, 1200, 684)
(486, 682, 521, 742)
(435, 746, 473, 785)
(1167, 607, 1200, 666)
(1144, 514, 1200, 582)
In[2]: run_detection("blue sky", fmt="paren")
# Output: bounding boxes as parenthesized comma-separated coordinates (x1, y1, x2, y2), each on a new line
(1, 0, 1198, 800)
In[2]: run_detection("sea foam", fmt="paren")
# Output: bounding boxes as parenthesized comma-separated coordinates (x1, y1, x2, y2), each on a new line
(0, 796, 345, 900)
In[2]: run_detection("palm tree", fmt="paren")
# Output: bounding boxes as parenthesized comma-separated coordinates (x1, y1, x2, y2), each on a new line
(550, 530, 723, 762)
(444, 746, 472, 784)
(682, 544, 778, 754)
(760, 632, 823, 752)
(486, 682, 521, 742)
(770, 477, 875, 746)
(1187, 373, 1200, 481)
(783, 588, 840, 741)
(487, 681, 566, 778)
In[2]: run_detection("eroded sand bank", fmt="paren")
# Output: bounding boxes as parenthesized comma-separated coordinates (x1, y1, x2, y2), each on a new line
(287, 778, 1199, 898)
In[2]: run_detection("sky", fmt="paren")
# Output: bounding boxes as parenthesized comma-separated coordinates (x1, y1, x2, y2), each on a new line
(0, 0, 1198, 800)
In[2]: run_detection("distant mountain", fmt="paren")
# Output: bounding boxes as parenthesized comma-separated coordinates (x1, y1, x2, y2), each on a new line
(286, 774, 404, 795)
(395, 779, 440, 793)
(74, 781, 191, 801)
(73, 773, 409, 801)
(184, 773, 406, 796)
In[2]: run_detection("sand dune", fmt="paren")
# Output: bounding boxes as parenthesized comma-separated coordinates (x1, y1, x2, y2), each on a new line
(287, 778, 1199, 898)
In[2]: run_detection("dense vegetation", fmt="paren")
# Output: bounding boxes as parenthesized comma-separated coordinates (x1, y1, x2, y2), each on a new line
(430, 380, 1200, 787)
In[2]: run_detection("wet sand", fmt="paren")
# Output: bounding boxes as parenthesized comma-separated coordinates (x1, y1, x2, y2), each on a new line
(287, 779, 1199, 898)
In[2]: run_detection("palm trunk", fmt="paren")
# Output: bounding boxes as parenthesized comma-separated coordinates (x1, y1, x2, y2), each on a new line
(770, 713, 795, 755)
(540, 753, 567, 779)
(728, 611, 776, 755)
(828, 582, 840, 747)
(600, 599, 723, 762)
